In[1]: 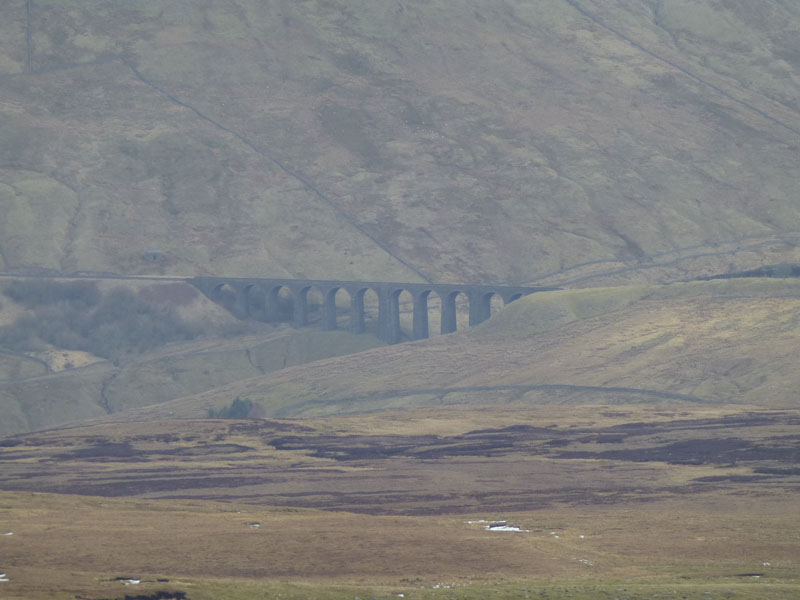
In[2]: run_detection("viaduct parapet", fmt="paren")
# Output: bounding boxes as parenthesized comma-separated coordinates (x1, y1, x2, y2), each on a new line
(190, 277, 557, 344)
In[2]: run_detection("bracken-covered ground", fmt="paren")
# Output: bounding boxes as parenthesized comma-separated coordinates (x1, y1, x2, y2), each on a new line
(2, 404, 799, 513)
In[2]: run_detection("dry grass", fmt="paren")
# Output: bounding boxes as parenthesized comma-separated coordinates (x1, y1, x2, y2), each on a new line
(0, 490, 798, 599)
(0, 1, 799, 283)
(135, 279, 800, 420)
(1, 403, 799, 597)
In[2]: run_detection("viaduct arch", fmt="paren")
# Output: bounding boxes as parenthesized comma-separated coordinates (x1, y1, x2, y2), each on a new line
(190, 277, 557, 345)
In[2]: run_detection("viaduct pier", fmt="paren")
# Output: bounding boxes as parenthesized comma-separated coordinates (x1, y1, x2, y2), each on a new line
(191, 277, 557, 344)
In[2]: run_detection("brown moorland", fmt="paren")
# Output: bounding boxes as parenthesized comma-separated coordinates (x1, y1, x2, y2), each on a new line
(1, 404, 799, 598)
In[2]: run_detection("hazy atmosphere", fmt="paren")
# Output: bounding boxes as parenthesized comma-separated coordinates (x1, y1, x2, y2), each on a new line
(1, 1, 799, 599)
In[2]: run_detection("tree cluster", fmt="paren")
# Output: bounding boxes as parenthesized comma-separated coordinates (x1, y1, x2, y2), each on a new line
(0, 280, 205, 362)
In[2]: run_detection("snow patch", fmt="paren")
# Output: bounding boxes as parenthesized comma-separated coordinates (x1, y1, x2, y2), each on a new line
(485, 524, 529, 532)
(467, 519, 529, 532)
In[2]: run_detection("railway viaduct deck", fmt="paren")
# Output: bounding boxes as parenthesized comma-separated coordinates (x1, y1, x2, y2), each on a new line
(190, 277, 558, 344)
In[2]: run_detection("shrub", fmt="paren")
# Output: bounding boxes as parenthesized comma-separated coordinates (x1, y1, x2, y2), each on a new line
(698, 263, 800, 280)
(2, 279, 100, 308)
(208, 396, 254, 419)
(772, 263, 794, 278)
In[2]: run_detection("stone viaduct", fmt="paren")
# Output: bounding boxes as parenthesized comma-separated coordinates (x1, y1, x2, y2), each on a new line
(190, 277, 558, 345)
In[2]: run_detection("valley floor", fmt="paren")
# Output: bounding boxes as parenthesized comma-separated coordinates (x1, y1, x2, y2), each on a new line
(1, 404, 798, 599)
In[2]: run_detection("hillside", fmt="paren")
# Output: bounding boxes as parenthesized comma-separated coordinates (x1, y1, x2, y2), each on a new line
(0, 327, 383, 437)
(135, 278, 800, 419)
(0, 277, 384, 436)
(1, 0, 799, 284)
(2, 4, 800, 598)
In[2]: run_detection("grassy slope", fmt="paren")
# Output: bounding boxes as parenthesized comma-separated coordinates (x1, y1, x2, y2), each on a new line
(142, 278, 800, 419)
(0, 327, 382, 436)
(0, 1, 798, 283)
(0, 277, 385, 436)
